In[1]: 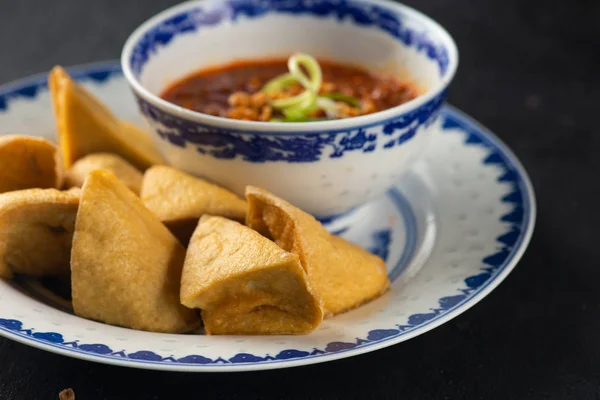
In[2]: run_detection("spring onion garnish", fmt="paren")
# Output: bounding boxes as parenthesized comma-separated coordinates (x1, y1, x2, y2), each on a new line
(320, 92, 361, 108)
(284, 92, 318, 119)
(261, 53, 360, 121)
(316, 97, 339, 118)
(262, 73, 297, 94)
(269, 89, 313, 109)
(288, 53, 322, 92)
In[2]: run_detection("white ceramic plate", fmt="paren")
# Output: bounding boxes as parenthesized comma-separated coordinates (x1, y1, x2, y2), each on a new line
(0, 62, 535, 371)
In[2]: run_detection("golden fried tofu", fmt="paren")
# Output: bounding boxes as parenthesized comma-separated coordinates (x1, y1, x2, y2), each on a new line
(0, 188, 79, 279)
(64, 153, 143, 195)
(48, 66, 164, 170)
(0, 135, 62, 193)
(245, 186, 390, 317)
(71, 170, 198, 333)
(141, 166, 247, 244)
(181, 215, 323, 335)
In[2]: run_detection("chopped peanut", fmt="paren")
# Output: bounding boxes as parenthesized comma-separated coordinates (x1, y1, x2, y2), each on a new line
(371, 85, 390, 100)
(337, 102, 351, 117)
(259, 106, 273, 121)
(228, 107, 258, 120)
(361, 98, 377, 115)
(321, 82, 336, 93)
(268, 91, 291, 100)
(228, 91, 251, 107)
(250, 92, 267, 108)
(337, 102, 360, 118)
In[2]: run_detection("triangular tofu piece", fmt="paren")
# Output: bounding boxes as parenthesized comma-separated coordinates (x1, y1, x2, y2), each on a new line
(141, 166, 247, 244)
(48, 66, 164, 170)
(64, 153, 143, 195)
(245, 186, 390, 317)
(0, 188, 79, 278)
(0, 135, 62, 193)
(71, 170, 198, 333)
(181, 215, 323, 335)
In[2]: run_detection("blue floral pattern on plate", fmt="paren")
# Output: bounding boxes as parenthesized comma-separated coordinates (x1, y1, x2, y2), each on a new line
(0, 65, 534, 369)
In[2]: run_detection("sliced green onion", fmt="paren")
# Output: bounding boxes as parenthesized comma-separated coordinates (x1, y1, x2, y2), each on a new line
(316, 97, 339, 118)
(260, 53, 335, 122)
(261, 73, 297, 94)
(283, 92, 318, 119)
(269, 90, 314, 109)
(320, 92, 360, 108)
(288, 53, 322, 92)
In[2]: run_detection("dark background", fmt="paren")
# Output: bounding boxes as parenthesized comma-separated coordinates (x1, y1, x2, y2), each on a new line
(1, 0, 598, 398)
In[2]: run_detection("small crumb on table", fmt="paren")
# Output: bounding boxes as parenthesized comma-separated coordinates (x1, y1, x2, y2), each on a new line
(59, 388, 75, 400)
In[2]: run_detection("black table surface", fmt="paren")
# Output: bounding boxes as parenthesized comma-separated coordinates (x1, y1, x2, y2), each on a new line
(1, 0, 598, 398)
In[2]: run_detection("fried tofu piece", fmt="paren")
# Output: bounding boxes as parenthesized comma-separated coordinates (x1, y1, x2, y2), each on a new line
(181, 215, 323, 335)
(141, 166, 247, 244)
(0, 135, 62, 193)
(0, 188, 79, 279)
(64, 153, 143, 195)
(245, 186, 390, 317)
(48, 66, 164, 170)
(71, 170, 198, 333)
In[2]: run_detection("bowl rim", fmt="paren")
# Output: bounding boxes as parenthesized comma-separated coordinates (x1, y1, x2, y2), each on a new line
(121, 0, 459, 133)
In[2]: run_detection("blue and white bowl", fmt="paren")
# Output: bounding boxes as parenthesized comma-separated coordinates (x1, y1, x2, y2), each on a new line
(121, 0, 458, 217)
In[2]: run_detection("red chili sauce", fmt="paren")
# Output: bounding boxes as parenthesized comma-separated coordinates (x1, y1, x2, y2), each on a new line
(160, 58, 418, 121)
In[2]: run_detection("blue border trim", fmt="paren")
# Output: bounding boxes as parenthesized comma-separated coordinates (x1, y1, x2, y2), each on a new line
(133, 87, 445, 136)
(0, 62, 121, 112)
(129, 0, 449, 78)
(133, 90, 445, 163)
(0, 65, 533, 368)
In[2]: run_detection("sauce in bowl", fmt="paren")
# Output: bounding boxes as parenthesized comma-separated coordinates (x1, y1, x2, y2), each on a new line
(160, 56, 418, 122)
